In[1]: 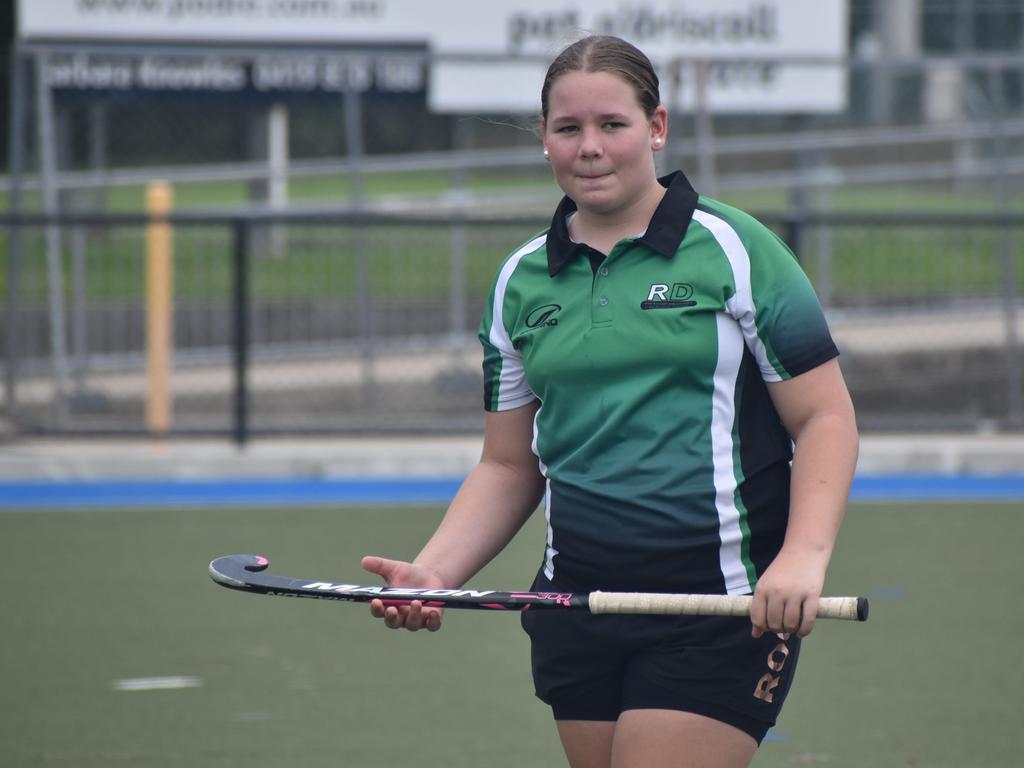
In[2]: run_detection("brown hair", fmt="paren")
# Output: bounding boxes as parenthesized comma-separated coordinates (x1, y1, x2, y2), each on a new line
(540, 36, 661, 122)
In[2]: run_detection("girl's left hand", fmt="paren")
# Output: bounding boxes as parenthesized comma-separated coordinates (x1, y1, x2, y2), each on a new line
(749, 548, 829, 639)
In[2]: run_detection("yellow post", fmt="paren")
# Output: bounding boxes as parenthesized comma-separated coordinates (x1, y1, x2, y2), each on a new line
(145, 180, 173, 435)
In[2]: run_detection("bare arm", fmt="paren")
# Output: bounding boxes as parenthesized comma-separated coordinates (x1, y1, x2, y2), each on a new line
(752, 358, 859, 638)
(361, 400, 545, 631)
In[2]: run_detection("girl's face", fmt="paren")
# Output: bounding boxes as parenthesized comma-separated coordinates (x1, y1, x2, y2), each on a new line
(543, 69, 667, 217)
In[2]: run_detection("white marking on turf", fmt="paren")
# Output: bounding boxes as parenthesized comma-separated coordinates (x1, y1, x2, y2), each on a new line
(111, 676, 202, 691)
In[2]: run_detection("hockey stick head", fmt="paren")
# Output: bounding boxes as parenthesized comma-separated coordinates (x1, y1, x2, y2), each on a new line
(207, 553, 582, 608)
(208, 554, 269, 589)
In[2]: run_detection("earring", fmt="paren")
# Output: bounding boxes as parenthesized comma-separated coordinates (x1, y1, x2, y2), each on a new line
(653, 137, 663, 147)
(543, 148, 550, 159)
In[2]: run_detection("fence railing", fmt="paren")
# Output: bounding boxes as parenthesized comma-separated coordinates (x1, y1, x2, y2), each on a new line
(3, 208, 1024, 440)
(4, 117, 1024, 197)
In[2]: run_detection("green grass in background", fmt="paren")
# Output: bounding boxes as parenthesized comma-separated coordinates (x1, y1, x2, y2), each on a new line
(2, 501, 1021, 767)
(6, 164, 1021, 213)
(3, 216, 1022, 306)
(1, 168, 557, 213)
(3, 170, 1023, 307)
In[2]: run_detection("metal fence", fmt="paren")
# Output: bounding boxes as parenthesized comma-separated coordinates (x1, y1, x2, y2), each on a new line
(3, 6, 1024, 439)
(3, 208, 1023, 439)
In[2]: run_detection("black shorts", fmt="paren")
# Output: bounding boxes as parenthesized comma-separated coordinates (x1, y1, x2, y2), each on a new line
(521, 576, 801, 744)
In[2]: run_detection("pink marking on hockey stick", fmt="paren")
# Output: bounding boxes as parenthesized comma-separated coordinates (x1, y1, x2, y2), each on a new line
(511, 592, 573, 606)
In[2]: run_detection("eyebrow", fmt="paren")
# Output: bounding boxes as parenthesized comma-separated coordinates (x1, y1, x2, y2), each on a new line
(549, 112, 631, 124)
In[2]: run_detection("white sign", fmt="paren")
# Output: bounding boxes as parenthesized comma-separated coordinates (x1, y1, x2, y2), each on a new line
(18, 0, 849, 113)
(431, 58, 846, 114)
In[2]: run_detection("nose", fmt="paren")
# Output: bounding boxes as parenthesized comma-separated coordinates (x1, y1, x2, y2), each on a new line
(577, 126, 603, 158)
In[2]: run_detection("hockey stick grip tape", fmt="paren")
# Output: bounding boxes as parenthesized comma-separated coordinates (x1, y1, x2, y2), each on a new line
(587, 592, 868, 621)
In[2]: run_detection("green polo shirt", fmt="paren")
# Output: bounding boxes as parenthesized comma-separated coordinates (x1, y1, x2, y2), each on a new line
(479, 171, 838, 595)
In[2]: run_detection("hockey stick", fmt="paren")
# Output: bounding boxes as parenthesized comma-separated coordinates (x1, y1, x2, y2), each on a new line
(209, 554, 869, 621)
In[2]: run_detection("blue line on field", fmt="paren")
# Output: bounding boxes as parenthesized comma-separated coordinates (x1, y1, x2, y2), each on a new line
(2, 473, 1024, 509)
(0, 477, 465, 509)
(850, 474, 1024, 500)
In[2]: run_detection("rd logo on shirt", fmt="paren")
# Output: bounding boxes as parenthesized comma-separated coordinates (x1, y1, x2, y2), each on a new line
(641, 283, 697, 310)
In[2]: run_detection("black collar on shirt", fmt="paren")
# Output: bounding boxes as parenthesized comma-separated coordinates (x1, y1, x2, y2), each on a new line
(545, 170, 699, 277)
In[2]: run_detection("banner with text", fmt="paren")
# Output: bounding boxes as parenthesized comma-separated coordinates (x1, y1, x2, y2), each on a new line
(19, 0, 849, 112)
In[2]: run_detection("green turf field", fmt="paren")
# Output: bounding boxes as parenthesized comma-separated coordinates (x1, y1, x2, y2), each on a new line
(2, 501, 1021, 767)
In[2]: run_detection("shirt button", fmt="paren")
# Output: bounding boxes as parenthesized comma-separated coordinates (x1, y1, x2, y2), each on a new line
(600, 267, 609, 276)
(599, 296, 609, 306)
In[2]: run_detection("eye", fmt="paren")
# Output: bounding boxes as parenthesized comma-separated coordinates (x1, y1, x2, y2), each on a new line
(556, 125, 578, 134)
(603, 121, 625, 130)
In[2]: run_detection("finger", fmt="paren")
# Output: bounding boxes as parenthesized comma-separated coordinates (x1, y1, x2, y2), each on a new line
(797, 597, 818, 637)
(424, 609, 442, 632)
(765, 595, 786, 636)
(405, 601, 425, 631)
(384, 605, 405, 629)
(369, 598, 386, 619)
(750, 591, 768, 638)
(360, 555, 383, 575)
(361, 555, 400, 582)
(782, 599, 803, 635)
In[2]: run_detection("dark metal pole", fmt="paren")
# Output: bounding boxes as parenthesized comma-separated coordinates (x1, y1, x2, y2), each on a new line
(34, 50, 70, 426)
(232, 218, 251, 446)
(988, 66, 1023, 426)
(449, 118, 469, 340)
(344, 86, 375, 405)
(4, 46, 27, 422)
(784, 211, 804, 262)
(693, 59, 717, 198)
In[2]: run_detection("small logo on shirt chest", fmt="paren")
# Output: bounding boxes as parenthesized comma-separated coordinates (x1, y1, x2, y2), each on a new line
(525, 303, 561, 328)
(641, 283, 697, 310)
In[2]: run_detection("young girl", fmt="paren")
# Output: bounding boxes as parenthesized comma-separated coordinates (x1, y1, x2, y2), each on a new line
(361, 35, 858, 768)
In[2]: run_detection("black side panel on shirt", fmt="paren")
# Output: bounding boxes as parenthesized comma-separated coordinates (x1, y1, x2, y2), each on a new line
(734, 348, 794, 580)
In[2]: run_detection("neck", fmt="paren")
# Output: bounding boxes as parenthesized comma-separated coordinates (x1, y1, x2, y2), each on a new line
(570, 181, 666, 252)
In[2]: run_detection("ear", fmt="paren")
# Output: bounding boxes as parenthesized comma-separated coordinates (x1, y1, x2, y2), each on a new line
(650, 105, 669, 146)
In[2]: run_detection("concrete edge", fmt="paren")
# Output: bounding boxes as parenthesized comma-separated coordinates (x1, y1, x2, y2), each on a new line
(2, 433, 1024, 481)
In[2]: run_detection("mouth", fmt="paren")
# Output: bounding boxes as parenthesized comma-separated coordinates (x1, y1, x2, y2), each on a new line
(576, 171, 612, 181)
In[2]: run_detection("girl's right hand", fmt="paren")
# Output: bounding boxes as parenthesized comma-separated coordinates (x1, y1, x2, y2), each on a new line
(360, 555, 445, 632)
